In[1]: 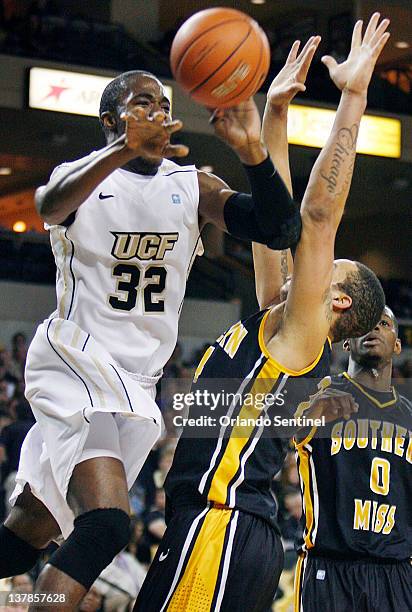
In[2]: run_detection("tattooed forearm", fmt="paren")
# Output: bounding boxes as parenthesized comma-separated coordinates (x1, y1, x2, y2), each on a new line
(320, 124, 359, 195)
(280, 249, 288, 284)
(335, 152, 356, 199)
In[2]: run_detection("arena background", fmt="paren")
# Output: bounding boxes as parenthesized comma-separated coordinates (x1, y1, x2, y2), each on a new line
(0, 1, 411, 610)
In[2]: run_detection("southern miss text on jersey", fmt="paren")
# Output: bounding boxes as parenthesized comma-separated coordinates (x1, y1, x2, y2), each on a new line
(295, 373, 412, 560)
(47, 156, 202, 376)
(165, 308, 331, 528)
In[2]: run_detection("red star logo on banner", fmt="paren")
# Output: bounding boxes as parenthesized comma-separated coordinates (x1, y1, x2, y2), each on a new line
(42, 83, 70, 101)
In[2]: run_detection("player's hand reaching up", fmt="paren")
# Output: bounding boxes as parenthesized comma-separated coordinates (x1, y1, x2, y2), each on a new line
(266, 36, 321, 110)
(304, 387, 359, 424)
(120, 102, 189, 161)
(322, 12, 390, 95)
(210, 97, 266, 165)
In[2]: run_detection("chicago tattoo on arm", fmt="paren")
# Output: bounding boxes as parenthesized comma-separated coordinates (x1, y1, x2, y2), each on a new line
(320, 124, 359, 196)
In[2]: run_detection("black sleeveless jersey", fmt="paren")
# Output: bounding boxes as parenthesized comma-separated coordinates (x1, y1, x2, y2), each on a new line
(296, 372, 412, 560)
(165, 309, 331, 529)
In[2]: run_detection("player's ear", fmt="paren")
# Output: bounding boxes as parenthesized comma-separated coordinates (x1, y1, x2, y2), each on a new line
(332, 293, 352, 312)
(101, 111, 117, 130)
(394, 337, 402, 356)
(342, 339, 350, 352)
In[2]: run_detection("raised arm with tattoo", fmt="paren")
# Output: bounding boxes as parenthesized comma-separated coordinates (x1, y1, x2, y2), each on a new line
(264, 13, 390, 370)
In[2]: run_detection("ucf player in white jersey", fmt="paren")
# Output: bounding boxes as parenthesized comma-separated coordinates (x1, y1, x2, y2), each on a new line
(0, 54, 317, 608)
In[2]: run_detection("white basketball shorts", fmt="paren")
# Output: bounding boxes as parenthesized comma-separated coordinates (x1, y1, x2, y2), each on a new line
(10, 317, 163, 539)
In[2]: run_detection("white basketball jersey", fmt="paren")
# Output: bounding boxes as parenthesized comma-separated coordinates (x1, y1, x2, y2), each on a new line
(47, 157, 202, 376)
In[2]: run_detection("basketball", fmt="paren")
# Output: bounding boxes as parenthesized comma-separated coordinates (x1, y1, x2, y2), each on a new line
(170, 7, 271, 108)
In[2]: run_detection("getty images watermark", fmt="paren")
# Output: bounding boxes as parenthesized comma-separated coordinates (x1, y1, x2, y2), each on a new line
(160, 378, 331, 438)
(171, 388, 325, 430)
(159, 377, 412, 439)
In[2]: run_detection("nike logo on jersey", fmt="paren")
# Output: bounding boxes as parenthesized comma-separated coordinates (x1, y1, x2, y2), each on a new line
(99, 192, 114, 200)
(159, 549, 170, 562)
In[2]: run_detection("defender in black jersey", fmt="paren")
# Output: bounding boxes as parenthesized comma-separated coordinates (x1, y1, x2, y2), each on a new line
(135, 17, 389, 612)
(136, 311, 333, 612)
(294, 307, 412, 612)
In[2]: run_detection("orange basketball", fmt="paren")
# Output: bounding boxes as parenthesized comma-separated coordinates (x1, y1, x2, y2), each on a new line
(170, 7, 270, 108)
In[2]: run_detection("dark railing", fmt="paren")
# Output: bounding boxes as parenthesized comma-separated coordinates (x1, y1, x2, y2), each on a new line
(0, 230, 411, 346)
(1, 228, 410, 316)
(0, 229, 55, 284)
(0, 229, 236, 299)
(0, 13, 171, 75)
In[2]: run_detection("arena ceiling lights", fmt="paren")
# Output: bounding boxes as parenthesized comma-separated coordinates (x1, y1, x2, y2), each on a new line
(288, 104, 401, 158)
(28, 67, 173, 118)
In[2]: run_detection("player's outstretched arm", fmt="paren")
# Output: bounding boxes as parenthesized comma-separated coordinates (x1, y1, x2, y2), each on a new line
(262, 36, 320, 192)
(197, 97, 301, 251)
(36, 107, 188, 226)
(253, 36, 320, 308)
(266, 14, 390, 370)
(36, 137, 134, 225)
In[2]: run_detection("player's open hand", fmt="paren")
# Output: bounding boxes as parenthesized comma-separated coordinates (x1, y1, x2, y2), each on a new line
(305, 387, 359, 424)
(121, 101, 189, 161)
(322, 12, 390, 95)
(209, 97, 264, 162)
(266, 36, 321, 110)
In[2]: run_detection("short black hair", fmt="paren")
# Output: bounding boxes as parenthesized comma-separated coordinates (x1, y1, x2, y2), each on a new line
(333, 262, 385, 341)
(99, 70, 156, 133)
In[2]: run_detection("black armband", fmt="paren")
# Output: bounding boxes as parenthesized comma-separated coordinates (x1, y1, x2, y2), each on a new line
(223, 155, 301, 250)
(244, 155, 297, 228)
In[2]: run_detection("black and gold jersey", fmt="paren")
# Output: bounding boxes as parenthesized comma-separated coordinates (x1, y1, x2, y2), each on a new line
(165, 308, 331, 529)
(296, 373, 412, 560)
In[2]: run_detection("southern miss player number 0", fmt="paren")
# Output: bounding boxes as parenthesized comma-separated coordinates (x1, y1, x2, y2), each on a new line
(370, 456, 390, 496)
(109, 263, 167, 313)
(353, 457, 395, 535)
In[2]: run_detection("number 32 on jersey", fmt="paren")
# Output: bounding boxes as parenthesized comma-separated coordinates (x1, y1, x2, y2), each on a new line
(108, 231, 178, 313)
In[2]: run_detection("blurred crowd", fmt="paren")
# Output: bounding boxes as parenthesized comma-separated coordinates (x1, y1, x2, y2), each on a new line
(0, 332, 33, 520)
